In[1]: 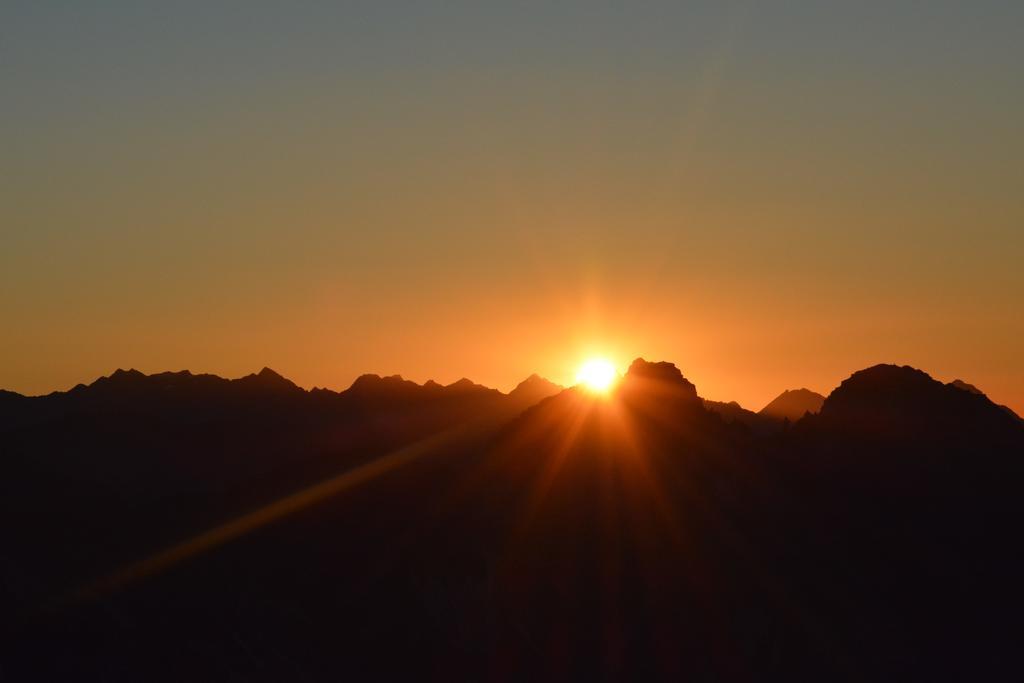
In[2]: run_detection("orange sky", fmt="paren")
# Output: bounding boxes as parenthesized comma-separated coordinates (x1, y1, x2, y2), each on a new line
(2, 3, 1022, 414)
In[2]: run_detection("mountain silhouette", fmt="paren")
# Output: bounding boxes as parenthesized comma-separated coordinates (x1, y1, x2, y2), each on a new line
(507, 373, 565, 410)
(1, 359, 1021, 681)
(0, 366, 560, 617)
(950, 378, 983, 394)
(802, 364, 1020, 442)
(758, 387, 825, 422)
(951, 377, 1023, 422)
(619, 357, 699, 397)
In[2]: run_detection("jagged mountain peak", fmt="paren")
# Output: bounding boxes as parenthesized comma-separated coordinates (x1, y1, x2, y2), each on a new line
(621, 358, 698, 397)
(347, 373, 417, 393)
(511, 373, 561, 393)
(235, 367, 300, 391)
(97, 368, 146, 385)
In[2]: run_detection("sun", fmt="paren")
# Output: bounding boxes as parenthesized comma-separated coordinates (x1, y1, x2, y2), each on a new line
(576, 358, 618, 394)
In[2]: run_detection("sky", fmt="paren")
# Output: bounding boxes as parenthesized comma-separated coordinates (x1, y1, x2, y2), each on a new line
(2, 1, 1022, 413)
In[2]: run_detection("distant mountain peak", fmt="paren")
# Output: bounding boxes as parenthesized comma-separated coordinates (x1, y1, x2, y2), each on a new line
(759, 388, 825, 422)
(234, 367, 299, 392)
(90, 368, 147, 389)
(949, 379, 983, 395)
(104, 368, 146, 383)
(510, 373, 559, 391)
(446, 378, 506, 398)
(508, 374, 562, 408)
(349, 373, 408, 391)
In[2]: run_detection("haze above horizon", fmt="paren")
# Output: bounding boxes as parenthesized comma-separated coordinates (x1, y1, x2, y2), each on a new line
(2, 2, 1022, 414)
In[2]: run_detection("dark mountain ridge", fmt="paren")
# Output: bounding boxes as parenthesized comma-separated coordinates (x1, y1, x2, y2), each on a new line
(1, 359, 1021, 681)
(802, 363, 1021, 443)
(0, 366, 561, 427)
(951, 378, 1022, 422)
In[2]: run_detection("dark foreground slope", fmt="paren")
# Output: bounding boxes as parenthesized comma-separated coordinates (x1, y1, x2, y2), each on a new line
(0, 368, 560, 616)
(1, 362, 1021, 681)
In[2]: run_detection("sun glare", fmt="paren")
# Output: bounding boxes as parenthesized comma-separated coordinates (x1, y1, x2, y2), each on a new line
(576, 358, 618, 394)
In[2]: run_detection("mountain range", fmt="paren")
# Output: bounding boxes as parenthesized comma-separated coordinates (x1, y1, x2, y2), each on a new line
(1, 359, 1021, 681)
